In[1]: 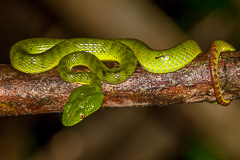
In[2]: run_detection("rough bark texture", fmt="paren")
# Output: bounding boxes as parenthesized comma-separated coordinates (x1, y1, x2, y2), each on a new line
(1, 52, 240, 116)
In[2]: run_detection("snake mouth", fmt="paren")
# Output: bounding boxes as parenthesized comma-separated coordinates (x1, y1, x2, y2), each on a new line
(62, 118, 81, 127)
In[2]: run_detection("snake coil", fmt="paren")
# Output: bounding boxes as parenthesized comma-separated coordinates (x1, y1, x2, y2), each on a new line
(10, 38, 233, 126)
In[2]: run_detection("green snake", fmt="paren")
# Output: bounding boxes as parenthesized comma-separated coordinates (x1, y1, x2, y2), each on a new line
(9, 38, 234, 126)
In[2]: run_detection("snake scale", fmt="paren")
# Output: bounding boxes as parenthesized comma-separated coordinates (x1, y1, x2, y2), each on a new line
(9, 38, 234, 126)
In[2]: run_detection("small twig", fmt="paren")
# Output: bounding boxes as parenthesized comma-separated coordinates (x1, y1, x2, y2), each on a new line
(1, 52, 240, 116)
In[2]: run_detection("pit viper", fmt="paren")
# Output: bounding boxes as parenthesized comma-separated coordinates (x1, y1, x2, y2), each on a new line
(9, 38, 234, 126)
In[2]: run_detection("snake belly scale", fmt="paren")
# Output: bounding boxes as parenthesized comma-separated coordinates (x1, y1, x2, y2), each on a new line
(9, 38, 232, 126)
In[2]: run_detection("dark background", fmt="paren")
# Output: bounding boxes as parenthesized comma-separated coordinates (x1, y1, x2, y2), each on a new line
(1, 0, 240, 159)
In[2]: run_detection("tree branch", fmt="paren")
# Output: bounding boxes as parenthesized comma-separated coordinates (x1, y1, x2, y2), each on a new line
(1, 52, 240, 116)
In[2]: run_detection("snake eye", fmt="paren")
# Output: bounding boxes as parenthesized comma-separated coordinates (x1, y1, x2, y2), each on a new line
(79, 114, 85, 119)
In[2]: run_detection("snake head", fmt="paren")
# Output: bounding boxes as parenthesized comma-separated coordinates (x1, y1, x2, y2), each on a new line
(62, 101, 86, 126)
(62, 85, 104, 126)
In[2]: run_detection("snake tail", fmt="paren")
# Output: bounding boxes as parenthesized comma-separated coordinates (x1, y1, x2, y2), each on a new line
(209, 40, 236, 106)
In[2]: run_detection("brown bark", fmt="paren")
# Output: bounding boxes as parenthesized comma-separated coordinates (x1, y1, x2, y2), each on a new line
(1, 52, 240, 116)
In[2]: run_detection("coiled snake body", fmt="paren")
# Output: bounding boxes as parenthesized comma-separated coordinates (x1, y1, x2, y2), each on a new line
(10, 38, 234, 126)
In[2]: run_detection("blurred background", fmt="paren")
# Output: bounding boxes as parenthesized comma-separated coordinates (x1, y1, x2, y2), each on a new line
(1, 0, 240, 159)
